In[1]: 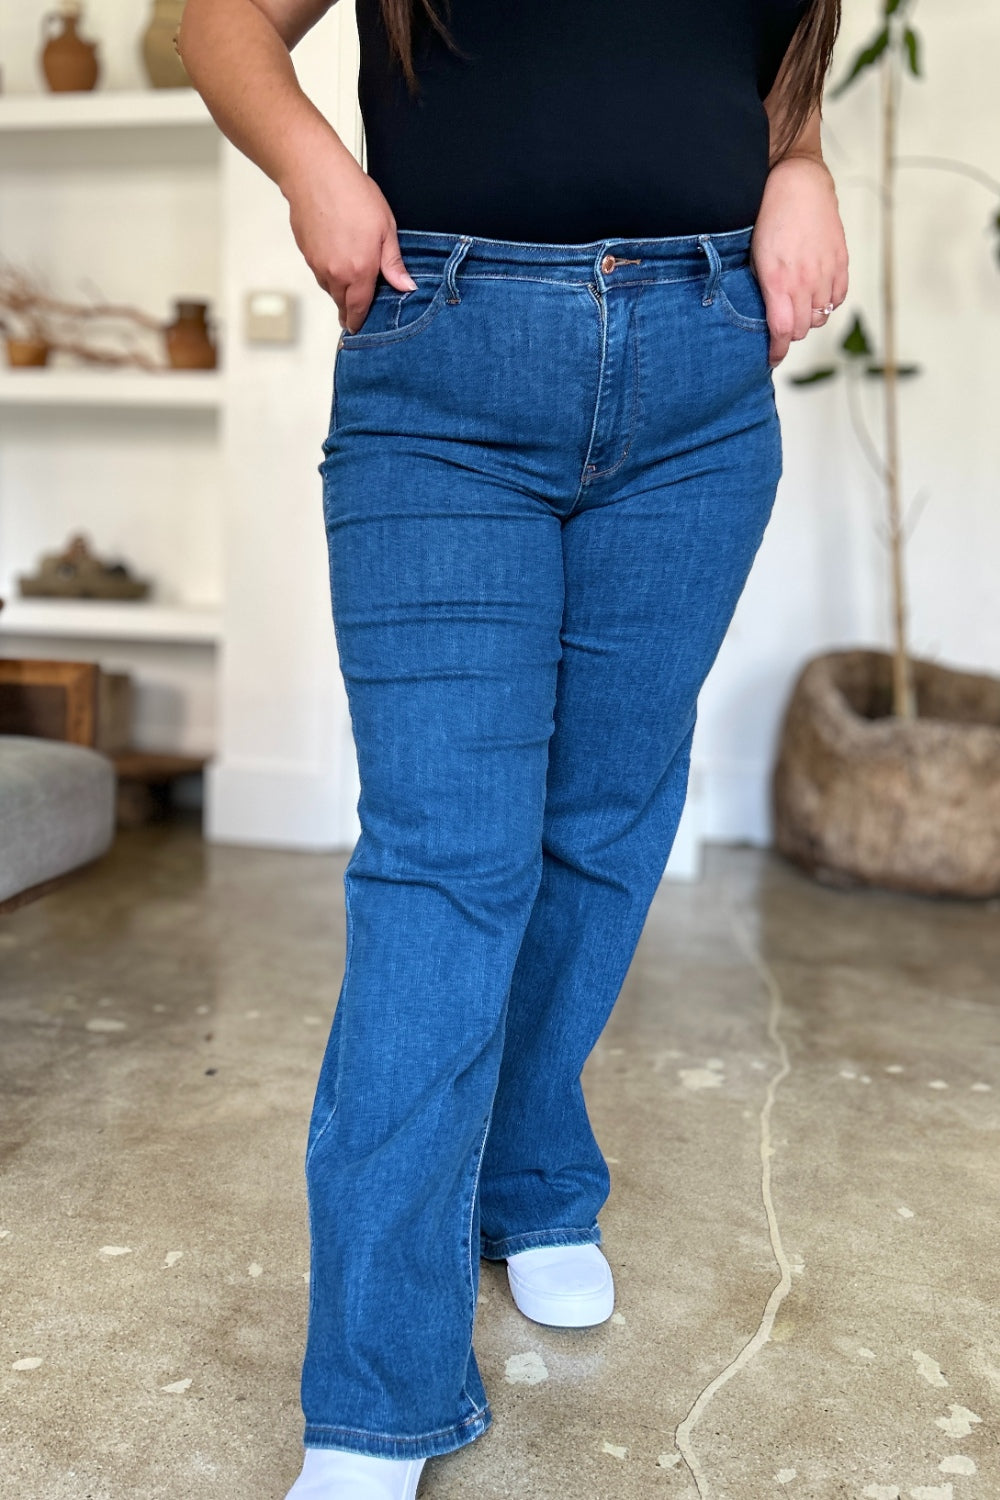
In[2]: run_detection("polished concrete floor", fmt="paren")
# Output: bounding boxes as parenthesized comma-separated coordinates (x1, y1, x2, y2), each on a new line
(2, 819, 999, 1500)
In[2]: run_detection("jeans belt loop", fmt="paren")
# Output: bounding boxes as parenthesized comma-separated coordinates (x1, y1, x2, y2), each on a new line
(445, 236, 475, 304)
(697, 234, 723, 307)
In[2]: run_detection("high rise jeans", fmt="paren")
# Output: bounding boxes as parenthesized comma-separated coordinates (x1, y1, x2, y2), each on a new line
(303, 223, 782, 1458)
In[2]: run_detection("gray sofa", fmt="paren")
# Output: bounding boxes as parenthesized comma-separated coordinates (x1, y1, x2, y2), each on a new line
(0, 734, 116, 910)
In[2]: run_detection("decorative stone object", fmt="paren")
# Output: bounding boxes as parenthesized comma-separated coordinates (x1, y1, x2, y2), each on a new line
(141, 0, 191, 89)
(772, 649, 1000, 899)
(40, 2, 100, 93)
(163, 300, 217, 369)
(18, 533, 151, 601)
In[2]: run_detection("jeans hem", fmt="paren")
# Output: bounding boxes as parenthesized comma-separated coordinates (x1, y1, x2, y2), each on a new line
(480, 1224, 602, 1261)
(303, 1403, 492, 1460)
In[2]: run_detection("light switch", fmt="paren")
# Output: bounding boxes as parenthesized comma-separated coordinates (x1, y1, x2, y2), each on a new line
(245, 290, 298, 345)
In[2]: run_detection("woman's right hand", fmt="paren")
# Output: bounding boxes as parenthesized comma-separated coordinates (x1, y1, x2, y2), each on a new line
(280, 145, 417, 334)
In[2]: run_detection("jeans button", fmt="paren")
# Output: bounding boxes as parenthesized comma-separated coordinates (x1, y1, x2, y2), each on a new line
(600, 253, 617, 274)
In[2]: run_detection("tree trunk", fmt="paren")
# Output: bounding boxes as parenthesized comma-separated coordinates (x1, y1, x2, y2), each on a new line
(881, 47, 916, 718)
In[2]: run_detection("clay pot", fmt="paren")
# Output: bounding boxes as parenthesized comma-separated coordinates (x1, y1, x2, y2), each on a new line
(6, 337, 51, 368)
(772, 648, 1000, 898)
(163, 300, 217, 369)
(40, 6, 100, 93)
(141, 0, 191, 89)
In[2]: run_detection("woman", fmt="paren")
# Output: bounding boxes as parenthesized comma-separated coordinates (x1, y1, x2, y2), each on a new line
(178, 2, 848, 1496)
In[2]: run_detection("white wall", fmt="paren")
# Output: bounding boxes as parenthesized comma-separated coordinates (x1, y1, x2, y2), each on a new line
(688, 0, 1000, 856)
(204, 8, 362, 847)
(4, 3, 996, 863)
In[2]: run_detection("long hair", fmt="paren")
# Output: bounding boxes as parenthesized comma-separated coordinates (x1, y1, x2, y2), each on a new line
(379, 0, 842, 164)
(767, 0, 842, 163)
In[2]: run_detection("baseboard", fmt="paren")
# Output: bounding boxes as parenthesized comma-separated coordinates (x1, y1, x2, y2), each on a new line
(204, 758, 358, 850)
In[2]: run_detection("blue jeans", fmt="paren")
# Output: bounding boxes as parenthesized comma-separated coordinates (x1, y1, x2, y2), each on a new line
(302, 224, 782, 1458)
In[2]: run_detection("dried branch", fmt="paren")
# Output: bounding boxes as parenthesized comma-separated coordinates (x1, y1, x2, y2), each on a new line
(0, 258, 168, 368)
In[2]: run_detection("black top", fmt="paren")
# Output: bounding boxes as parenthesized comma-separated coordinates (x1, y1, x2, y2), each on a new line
(355, 0, 812, 243)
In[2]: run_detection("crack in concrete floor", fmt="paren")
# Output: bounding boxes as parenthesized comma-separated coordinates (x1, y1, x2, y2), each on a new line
(673, 905, 795, 1496)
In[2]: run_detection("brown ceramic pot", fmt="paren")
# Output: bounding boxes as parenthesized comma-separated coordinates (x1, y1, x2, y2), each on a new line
(40, 7, 100, 93)
(6, 337, 51, 368)
(163, 300, 218, 370)
(141, 0, 191, 88)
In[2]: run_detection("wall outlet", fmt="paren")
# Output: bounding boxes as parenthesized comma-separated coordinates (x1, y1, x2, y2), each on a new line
(244, 290, 298, 345)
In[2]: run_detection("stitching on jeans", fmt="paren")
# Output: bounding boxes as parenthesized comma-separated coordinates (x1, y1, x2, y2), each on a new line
(305, 1406, 490, 1442)
(714, 272, 770, 332)
(396, 223, 756, 252)
(585, 283, 646, 482)
(339, 286, 447, 349)
(389, 291, 404, 331)
(437, 271, 726, 288)
(483, 1224, 604, 1250)
(571, 279, 608, 505)
(464, 1107, 493, 1361)
(304, 873, 355, 1169)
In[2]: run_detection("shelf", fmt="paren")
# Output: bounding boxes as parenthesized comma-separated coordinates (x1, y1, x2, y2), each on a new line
(0, 599, 222, 645)
(0, 89, 215, 133)
(0, 369, 225, 412)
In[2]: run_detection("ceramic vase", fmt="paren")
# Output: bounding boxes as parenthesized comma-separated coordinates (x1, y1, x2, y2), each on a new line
(5, 338, 51, 369)
(40, 4, 100, 93)
(163, 301, 217, 370)
(141, 0, 191, 89)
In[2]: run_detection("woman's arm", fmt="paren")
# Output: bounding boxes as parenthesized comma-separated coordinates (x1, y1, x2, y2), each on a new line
(177, 0, 416, 333)
(754, 74, 850, 367)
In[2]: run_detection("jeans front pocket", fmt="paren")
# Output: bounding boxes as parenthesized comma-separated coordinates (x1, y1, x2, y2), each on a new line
(338, 271, 450, 350)
(714, 263, 770, 333)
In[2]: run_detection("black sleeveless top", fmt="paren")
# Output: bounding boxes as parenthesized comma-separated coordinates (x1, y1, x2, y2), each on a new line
(355, 0, 812, 243)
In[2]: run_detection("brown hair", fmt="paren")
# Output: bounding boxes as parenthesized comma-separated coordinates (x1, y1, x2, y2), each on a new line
(767, 0, 843, 163)
(380, 0, 841, 165)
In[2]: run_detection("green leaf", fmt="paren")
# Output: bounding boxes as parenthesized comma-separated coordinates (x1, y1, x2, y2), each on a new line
(884, 0, 901, 15)
(831, 28, 890, 96)
(903, 27, 922, 77)
(788, 367, 841, 386)
(864, 363, 922, 378)
(842, 314, 874, 358)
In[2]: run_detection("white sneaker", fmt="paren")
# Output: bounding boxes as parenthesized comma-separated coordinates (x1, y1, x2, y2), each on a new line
(505, 1244, 615, 1328)
(283, 1448, 425, 1499)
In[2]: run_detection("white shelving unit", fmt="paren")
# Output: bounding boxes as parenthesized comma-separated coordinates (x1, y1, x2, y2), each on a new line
(0, 599, 222, 645)
(0, 369, 226, 411)
(0, 88, 213, 132)
(0, 76, 224, 757)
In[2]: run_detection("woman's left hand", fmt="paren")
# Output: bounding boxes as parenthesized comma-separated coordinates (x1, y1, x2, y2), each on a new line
(751, 154, 850, 368)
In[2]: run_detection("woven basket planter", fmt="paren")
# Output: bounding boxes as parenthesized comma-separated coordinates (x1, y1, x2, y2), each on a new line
(772, 648, 1000, 898)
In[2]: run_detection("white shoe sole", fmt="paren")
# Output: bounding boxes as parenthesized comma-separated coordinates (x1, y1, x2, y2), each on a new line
(506, 1245, 615, 1329)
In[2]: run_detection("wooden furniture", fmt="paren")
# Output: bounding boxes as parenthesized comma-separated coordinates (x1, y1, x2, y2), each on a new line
(0, 657, 99, 745)
(0, 645, 117, 914)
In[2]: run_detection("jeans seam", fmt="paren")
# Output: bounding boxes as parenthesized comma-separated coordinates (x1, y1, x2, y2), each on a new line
(339, 285, 448, 349)
(572, 281, 608, 506)
(715, 284, 770, 332)
(465, 1106, 494, 1348)
(446, 271, 724, 287)
(396, 223, 755, 252)
(305, 1407, 489, 1443)
(482, 1223, 602, 1247)
(304, 874, 355, 1172)
(582, 284, 646, 483)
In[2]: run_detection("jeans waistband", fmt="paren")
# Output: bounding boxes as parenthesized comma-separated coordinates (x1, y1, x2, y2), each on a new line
(393, 224, 755, 286)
